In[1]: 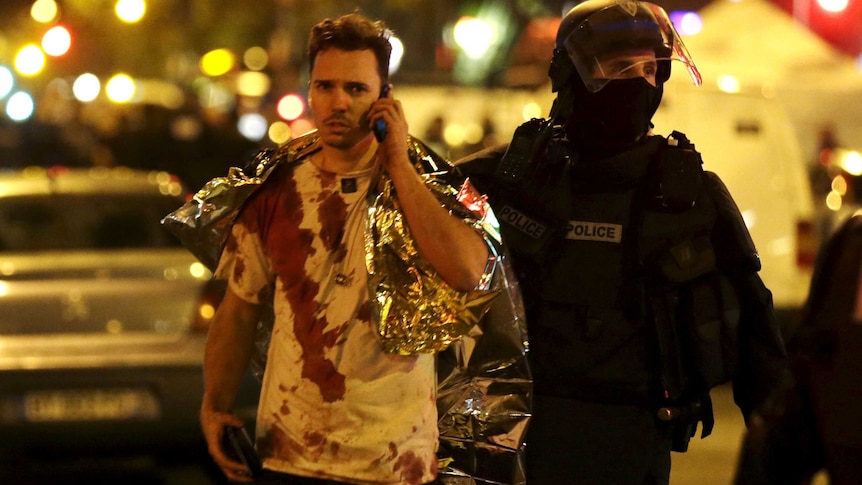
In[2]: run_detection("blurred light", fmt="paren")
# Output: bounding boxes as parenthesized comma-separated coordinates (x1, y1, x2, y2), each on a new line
(838, 150, 862, 175)
(0, 281, 8, 297)
(136, 79, 185, 109)
(289, 118, 315, 137)
(195, 77, 234, 111)
(522, 102, 542, 121)
(189, 262, 208, 279)
(31, 0, 58, 24)
(388, 32, 404, 75)
(72, 73, 100, 102)
(831, 174, 847, 195)
(236, 71, 271, 97)
(741, 209, 756, 230)
(277, 93, 305, 121)
(243, 46, 269, 71)
(444, 123, 466, 147)
(200, 49, 235, 77)
(42, 25, 72, 57)
(463, 122, 484, 144)
(454, 16, 495, 60)
(268, 120, 291, 144)
(198, 304, 216, 321)
(669, 11, 703, 36)
(238, 113, 268, 141)
(171, 115, 202, 141)
(115, 0, 146, 23)
(6, 91, 35, 121)
(817, 0, 848, 12)
(0, 67, 13, 99)
(767, 237, 793, 257)
(106, 73, 136, 103)
(826, 190, 843, 211)
(717, 75, 741, 93)
(14, 45, 46, 76)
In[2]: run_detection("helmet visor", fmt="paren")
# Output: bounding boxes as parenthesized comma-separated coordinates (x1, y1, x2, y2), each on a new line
(562, 1, 701, 93)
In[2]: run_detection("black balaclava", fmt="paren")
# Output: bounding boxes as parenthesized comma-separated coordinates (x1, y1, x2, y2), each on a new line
(565, 75, 663, 159)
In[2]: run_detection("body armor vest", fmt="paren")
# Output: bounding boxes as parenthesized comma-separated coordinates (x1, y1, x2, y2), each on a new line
(490, 131, 737, 407)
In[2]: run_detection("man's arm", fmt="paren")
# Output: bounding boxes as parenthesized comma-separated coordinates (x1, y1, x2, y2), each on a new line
(370, 94, 489, 292)
(200, 288, 263, 483)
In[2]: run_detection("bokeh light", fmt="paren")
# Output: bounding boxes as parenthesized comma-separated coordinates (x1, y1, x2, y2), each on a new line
(277, 94, 305, 121)
(268, 121, 291, 145)
(388, 32, 404, 75)
(73, 73, 101, 102)
(15, 45, 46, 76)
(717, 75, 741, 93)
(522, 102, 542, 121)
(669, 11, 703, 36)
(42, 26, 72, 57)
(0, 67, 14, 99)
(106, 73, 136, 103)
(817, 0, 849, 12)
(6, 91, 35, 121)
(31, 0, 59, 24)
(243, 46, 269, 71)
(453, 17, 495, 60)
(200, 49, 235, 77)
(236, 71, 270, 97)
(115, 0, 146, 23)
(237, 113, 268, 141)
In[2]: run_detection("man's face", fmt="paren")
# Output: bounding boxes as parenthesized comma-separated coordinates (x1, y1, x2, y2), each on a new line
(592, 49, 658, 87)
(309, 48, 383, 150)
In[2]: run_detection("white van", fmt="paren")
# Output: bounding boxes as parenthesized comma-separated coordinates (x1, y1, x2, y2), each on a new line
(398, 82, 815, 331)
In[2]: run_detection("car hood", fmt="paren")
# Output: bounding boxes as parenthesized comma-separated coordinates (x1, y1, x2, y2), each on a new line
(0, 248, 211, 370)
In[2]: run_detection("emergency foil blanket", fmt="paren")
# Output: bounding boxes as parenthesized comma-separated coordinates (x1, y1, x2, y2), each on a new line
(161, 131, 531, 485)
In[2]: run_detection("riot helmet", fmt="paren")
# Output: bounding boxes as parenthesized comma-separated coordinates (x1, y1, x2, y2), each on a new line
(553, 0, 701, 94)
(547, 0, 701, 154)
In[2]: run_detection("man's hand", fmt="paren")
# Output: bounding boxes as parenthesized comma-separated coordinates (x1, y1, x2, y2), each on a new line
(367, 84, 410, 174)
(200, 403, 254, 482)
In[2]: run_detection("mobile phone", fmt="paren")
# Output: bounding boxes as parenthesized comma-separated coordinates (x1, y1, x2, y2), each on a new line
(373, 84, 390, 142)
(221, 425, 262, 477)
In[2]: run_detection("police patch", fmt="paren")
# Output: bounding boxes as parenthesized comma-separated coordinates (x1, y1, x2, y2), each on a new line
(565, 220, 623, 243)
(498, 205, 547, 240)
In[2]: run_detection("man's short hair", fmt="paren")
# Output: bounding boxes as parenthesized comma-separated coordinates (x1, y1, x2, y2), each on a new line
(308, 13, 392, 83)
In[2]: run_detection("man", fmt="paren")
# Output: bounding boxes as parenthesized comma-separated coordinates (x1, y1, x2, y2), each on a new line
(198, 13, 491, 485)
(454, 0, 789, 483)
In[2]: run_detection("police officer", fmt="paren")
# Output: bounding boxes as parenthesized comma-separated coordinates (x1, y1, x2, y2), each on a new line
(454, 0, 789, 483)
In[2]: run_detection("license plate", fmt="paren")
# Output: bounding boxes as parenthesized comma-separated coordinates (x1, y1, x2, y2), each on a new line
(23, 388, 160, 422)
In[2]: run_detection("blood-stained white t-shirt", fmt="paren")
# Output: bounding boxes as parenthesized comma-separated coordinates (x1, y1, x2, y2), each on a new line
(216, 150, 438, 485)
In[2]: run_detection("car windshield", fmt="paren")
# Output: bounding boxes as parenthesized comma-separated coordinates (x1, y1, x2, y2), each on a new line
(0, 193, 181, 252)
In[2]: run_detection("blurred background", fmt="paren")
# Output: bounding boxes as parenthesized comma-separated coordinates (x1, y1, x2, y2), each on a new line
(0, 0, 860, 483)
(0, 0, 860, 186)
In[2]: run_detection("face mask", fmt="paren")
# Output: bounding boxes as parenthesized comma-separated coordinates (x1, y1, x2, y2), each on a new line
(566, 77, 663, 154)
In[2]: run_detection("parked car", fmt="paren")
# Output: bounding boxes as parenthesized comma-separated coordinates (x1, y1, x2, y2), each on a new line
(0, 165, 257, 459)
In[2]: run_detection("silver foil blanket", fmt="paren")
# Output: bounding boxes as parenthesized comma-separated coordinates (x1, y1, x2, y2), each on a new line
(161, 132, 531, 485)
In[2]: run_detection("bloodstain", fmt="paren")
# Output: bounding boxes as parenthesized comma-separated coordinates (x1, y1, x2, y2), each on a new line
(318, 191, 347, 251)
(257, 426, 304, 462)
(393, 451, 426, 484)
(356, 301, 371, 322)
(239, 165, 347, 402)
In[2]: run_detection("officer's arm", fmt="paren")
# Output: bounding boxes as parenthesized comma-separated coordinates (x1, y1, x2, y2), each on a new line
(705, 172, 789, 422)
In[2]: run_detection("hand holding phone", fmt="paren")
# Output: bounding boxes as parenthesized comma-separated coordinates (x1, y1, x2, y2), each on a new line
(221, 425, 262, 477)
(373, 84, 390, 142)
